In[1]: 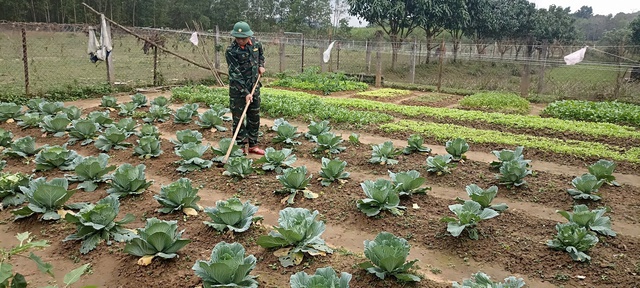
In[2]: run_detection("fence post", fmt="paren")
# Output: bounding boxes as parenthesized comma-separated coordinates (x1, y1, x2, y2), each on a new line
(21, 27, 30, 96)
(320, 40, 326, 72)
(437, 39, 444, 92)
(520, 40, 532, 98)
(301, 34, 305, 73)
(153, 46, 158, 86)
(366, 39, 372, 73)
(537, 40, 548, 94)
(105, 22, 114, 86)
(410, 38, 417, 84)
(214, 25, 220, 69)
(375, 32, 383, 87)
(279, 30, 285, 73)
(336, 42, 341, 71)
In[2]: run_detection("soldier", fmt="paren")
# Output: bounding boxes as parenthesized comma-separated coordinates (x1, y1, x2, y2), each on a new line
(226, 21, 266, 155)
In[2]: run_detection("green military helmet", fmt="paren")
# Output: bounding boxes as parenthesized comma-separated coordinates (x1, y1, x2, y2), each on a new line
(231, 21, 253, 38)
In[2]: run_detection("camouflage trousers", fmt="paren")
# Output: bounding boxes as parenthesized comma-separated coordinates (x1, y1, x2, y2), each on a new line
(230, 93, 261, 147)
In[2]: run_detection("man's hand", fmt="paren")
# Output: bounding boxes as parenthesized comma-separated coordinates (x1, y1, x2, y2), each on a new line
(258, 67, 265, 75)
(246, 93, 253, 103)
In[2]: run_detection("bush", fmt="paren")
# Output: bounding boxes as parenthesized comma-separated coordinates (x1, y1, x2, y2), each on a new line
(459, 92, 530, 115)
(541, 100, 640, 127)
(270, 67, 368, 95)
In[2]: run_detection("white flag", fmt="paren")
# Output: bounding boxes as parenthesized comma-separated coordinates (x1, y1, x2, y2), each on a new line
(323, 41, 336, 63)
(190, 32, 199, 46)
(564, 47, 587, 65)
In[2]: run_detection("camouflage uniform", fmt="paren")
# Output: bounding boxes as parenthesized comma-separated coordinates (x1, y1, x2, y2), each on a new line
(226, 37, 264, 147)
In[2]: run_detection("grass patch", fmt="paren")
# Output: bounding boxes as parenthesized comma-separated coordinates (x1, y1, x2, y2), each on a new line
(459, 92, 531, 115)
(269, 66, 368, 95)
(541, 100, 640, 127)
(356, 88, 412, 98)
(412, 93, 456, 103)
(383, 81, 475, 96)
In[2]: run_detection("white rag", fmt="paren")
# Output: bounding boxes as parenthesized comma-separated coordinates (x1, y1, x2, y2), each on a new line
(564, 47, 587, 65)
(323, 41, 336, 63)
(87, 14, 113, 61)
(190, 32, 199, 46)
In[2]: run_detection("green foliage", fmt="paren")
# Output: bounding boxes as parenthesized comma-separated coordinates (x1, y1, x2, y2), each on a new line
(402, 134, 431, 155)
(66, 154, 116, 192)
(67, 119, 100, 146)
(196, 109, 227, 131)
(107, 164, 153, 197)
(114, 117, 138, 137)
(101, 95, 118, 108)
(312, 132, 346, 155)
(118, 102, 138, 117)
(87, 110, 114, 128)
(192, 242, 258, 288)
(357, 179, 405, 217)
(223, 157, 255, 179)
(3, 136, 43, 158)
(137, 123, 161, 138)
(271, 67, 369, 95)
(0, 172, 30, 207)
(459, 92, 530, 115)
(441, 200, 499, 240)
(143, 105, 172, 123)
(255, 147, 297, 173)
(124, 218, 191, 260)
(171, 129, 203, 150)
(356, 88, 412, 98)
(175, 143, 213, 173)
(173, 106, 195, 124)
(445, 138, 469, 161)
(256, 208, 332, 267)
(12, 177, 75, 221)
(95, 127, 132, 152)
(318, 157, 350, 187)
(490, 146, 529, 170)
(131, 93, 149, 108)
(588, 160, 619, 186)
(211, 138, 244, 163)
(453, 272, 525, 288)
(290, 267, 352, 288)
(134, 136, 163, 159)
(150, 96, 169, 107)
(203, 198, 259, 233)
(349, 133, 361, 145)
(272, 118, 301, 145)
(369, 141, 402, 165)
(16, 112, 43, 129)
(359, 232, 420, 282)
(547, 222, 599, 262)
(276, 166, 316, 205)
(542, 100, 640, 127)
(64, 195, 136, 254)
(40, 114, 71, 137)
(34, 145, 79, 171)
(155, 178, 201, 214)
(457, 184, 508, 212)
(567, 173, 605, 201)
(0, 129, 13, 147)
(0, 103, 23, 121)
(305, 120, 331, 141)
(26, 99, 46, 113)
(180, 103, 201, 117)
(426, 154, 453, 175)
(389, 170, 429, 196)
(557, 205, 616, 237)
(38, 101, 65, 116)
(496, 160, 532, 187)
(64, 106, 82, 121)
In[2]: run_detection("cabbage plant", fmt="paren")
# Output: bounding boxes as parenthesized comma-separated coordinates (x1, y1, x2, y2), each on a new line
(175, 143, 213, 173)
(588, 159, 619, 186)
(0, 102, 24, 121)
(208, 103, 230, 120)
(547, 222, 599, 262)
(3, 136, 43, 158)
(276, 166, 317, 205)
(402, 134, 431, 155)
(192, 242, 258, 288)
(0, 172, 30, 207)
(131, 93, 148, 108)
(348, 133, 361, 145)
(137, 123, 161, 138)
(181, 103, 200, 117)
(40, 114, 71, 137)
(203, 198, 259, 233)
(38, 101, 65, 116)
(426, 154, 453, 175)
(496, 160, 532, 187)
(170, 129, 203, 150)
(154, 178, 201, 215)
(124, 218, 191, 265)
(95, 127, 132, 152)
(17, 112, 43, 129)
(87, 110, 113, 128)
(357, 179, 405, 217)
(557, 204, 616, 236)
(150, 96, 169, 107)
(0, 128, 13, 147)
(211, 138, 244, 162)
(312, 132, 345, 154)
(143, 105, 172, 123)
(360, 232, 420, 282)
(389, 170, 429, 196)
(318, 157, 349, 186)
(26, 98, 46, 113)
(369, 141, 402, 165)
(223, 157, 255, 179)
(490, 146, 529, 170)
(67, 119, 100, 146)
(255, 147, 297, 173)
(101, 95, 118, 108)
(256, 208, 332, 267)
(441, 200, 499, 240)
(106, 163, 153, 197)
(305, 120, 331, 141)
(12, 177, 75, 221)
(63, 106, 82, 121)
(445, 138, 469, 161)
(457, 184, 508, 212)
(64, 195, 136, 254)
(118, 102, 137, 116)
(113, 117, 138, 137)
(173, 106, 194, 124)
(453, 272, 525, 288)
(271, 119, 301, 145)
(196, 109, 227, 131)
(290, 267, 352, 288)
(567, 173, 605, 201)
(134, 136, 163, 159)
(66, 154, 116, 192)
(34, 145, 80, 171)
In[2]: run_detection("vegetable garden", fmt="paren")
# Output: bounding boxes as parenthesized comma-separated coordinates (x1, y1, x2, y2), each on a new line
(1, 75, 639, 288)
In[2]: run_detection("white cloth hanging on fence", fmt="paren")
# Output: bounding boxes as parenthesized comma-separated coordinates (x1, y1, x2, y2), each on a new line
(564, 46, 588, 65)
(87, 14, 113, 62)
(323, 41, 336, 63)
(190, 32, 199, 46)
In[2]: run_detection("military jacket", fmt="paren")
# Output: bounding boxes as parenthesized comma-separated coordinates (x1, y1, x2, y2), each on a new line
(226, 37, 264, 97)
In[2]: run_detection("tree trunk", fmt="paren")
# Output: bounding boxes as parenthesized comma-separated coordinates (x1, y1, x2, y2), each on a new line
(425, 37, 432, 64)
(390, 34, 402, 70)
(453, 40, 460, 62)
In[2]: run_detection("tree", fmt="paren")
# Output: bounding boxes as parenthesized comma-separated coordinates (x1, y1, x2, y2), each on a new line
(347, 0, 426, 69)
(463, 0, 498, 57)
(573, 6, 593, 19)
(418, 0, 450, 63)
(443, 0, 469, 62)
(630, 15, 640, 46)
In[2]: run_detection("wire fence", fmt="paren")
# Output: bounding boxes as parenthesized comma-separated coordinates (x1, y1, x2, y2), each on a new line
(1, 21, 639, 102)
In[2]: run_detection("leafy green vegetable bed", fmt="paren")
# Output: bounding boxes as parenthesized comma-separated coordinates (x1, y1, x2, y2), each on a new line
(459, 92, 530, 115)
(541, 100, 640, 127)
(356, 88, 412, 98)
(269, 67, 368, 95)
